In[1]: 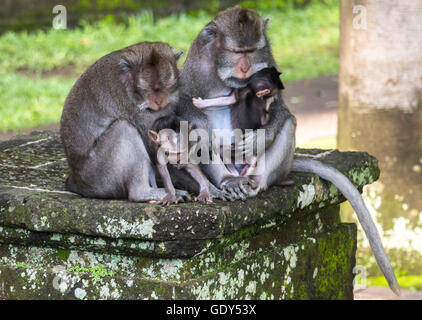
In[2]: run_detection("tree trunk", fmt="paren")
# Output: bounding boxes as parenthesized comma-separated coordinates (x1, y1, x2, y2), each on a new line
(338, 0, 422, 277)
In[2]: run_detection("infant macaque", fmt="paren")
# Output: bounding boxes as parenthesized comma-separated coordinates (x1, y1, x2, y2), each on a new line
(148, 114, 213, 205)
(192, 67, 284, 176)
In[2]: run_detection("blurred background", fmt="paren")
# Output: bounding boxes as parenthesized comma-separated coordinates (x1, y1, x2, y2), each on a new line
(0, 0, 420, 298)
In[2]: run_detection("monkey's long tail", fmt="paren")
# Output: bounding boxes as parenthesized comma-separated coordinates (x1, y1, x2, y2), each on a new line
(292, 158, 401, 295)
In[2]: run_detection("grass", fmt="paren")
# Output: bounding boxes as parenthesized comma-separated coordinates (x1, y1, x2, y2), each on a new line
(367, 275, 422, 291)
(0, 2, 339, 132)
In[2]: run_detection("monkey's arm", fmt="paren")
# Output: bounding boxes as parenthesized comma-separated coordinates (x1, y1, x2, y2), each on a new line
(192, 92, 237, 109)
(235, 97, 293, 158)
(176, 96, 255, 199)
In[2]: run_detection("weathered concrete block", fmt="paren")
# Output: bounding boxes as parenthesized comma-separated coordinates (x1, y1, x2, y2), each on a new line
(0, 131, 380, 299)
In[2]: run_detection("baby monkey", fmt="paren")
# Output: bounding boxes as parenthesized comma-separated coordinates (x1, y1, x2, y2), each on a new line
(192, 67, 284, 176)
(148, 115, 214, 205)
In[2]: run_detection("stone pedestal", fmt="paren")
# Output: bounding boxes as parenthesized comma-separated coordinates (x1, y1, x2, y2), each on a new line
(0, 131, 380, 299)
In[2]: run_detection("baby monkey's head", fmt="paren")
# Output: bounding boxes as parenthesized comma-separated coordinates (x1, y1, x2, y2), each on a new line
(248, 67, 284, 99)
(148, 115, 192, 165)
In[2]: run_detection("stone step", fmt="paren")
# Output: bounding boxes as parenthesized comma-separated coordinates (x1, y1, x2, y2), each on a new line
(0, 131, 379, 299)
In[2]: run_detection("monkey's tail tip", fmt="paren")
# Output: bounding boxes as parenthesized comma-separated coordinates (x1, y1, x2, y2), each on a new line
(390, 282, 401, 296)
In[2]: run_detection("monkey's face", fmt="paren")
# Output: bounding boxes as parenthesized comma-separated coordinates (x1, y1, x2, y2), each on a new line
(136, 62, 179, 111)
(120, 43, 183, 111)
(148, 129, 188, 165)
(211, 7, 270, 88)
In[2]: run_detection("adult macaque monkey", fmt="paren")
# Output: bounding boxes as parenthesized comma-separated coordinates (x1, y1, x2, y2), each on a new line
(177, 7, 400, 294)
(60, 41, 190, 203)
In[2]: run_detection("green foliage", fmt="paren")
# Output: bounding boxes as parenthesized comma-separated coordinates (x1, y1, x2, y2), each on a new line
(367, 272, 422, 291)
(0, 73, 75, 131)
(14, 262, 31, 269)
(240, 0, 338, 11)
(68, 264, 115, 280)
(57, 249, 71, 262)
(0, 2, 339, 132)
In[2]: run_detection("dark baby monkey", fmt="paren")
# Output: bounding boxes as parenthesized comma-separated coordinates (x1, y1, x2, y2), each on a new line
(192, 67, 285, 177)
(192, 67, 284, 130)
(60, 41, 190, 202)
(148, 115, 217, 205)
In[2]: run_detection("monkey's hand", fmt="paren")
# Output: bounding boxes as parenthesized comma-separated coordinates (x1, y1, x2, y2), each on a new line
(175, 189, 191, 202)
(192, 97, 207, 108)
(234, 130, 260, 159)
(159, 193, 179, 206)
(256, 89, 271, 98)
(195, 190, 213, 204)
(209, 183, 235, 202)
(220, 175, 257, 201)
(159, 190, 191, 206)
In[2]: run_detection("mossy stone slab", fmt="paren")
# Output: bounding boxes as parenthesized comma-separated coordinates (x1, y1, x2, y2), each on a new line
(0, 131, 379, 258)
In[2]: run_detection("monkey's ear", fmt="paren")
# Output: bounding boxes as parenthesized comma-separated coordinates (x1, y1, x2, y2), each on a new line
(174, 50, 184, 62)
(279, 80, 285, 90)
(119, 57, 132, 74)
(200, 22, 218, 43)
(188, 123, 193, 132)
(263, 18, 270, 30)
(148, 130, 160, 144)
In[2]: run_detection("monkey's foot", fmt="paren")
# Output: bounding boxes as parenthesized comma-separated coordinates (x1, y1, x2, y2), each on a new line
(158, 190, 191, 206)
(221, 176, 257, 200)
(159, 193, 180, 206)
(175, 189, 191, 202)
(209, 184, 234, 202)
(195, 190, 213, 204)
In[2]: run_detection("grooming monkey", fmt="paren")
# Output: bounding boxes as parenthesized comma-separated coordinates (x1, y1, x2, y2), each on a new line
(176, 7, 400, 293)
(148, 115, 228, 204)
(60, 41, 191, 202)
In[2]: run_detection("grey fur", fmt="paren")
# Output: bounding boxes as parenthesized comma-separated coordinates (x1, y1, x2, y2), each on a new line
(292, 158, 400, 295)
(60, 42, 189, 202)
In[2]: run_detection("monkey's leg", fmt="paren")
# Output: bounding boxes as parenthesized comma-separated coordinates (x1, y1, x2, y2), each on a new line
(79, 119, 188, 202)
(168, 165, 233, 201)
(184, 164, 212, 204)
(176, 97, 255, 199)
(246, 115, 296, 197)
(155, 164, 180, 206)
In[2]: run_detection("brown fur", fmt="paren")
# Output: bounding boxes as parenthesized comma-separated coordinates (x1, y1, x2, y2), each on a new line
(60, 41, 184, 201)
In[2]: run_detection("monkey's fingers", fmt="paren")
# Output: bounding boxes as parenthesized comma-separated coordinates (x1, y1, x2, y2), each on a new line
(220, 176, 254, 200)
(219, 190, 235, 201)
(223, 187, 242, 201)
(159, 194, 179, 206)
(192, 97, 205, 108)
(235, 131, 257, 158)
(175, 189, 191, 202)
(218, 187, 237, 201)
(256, 89, 271, 98)
(195, 192, 213, 204)
(233, 186, 247, 201)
